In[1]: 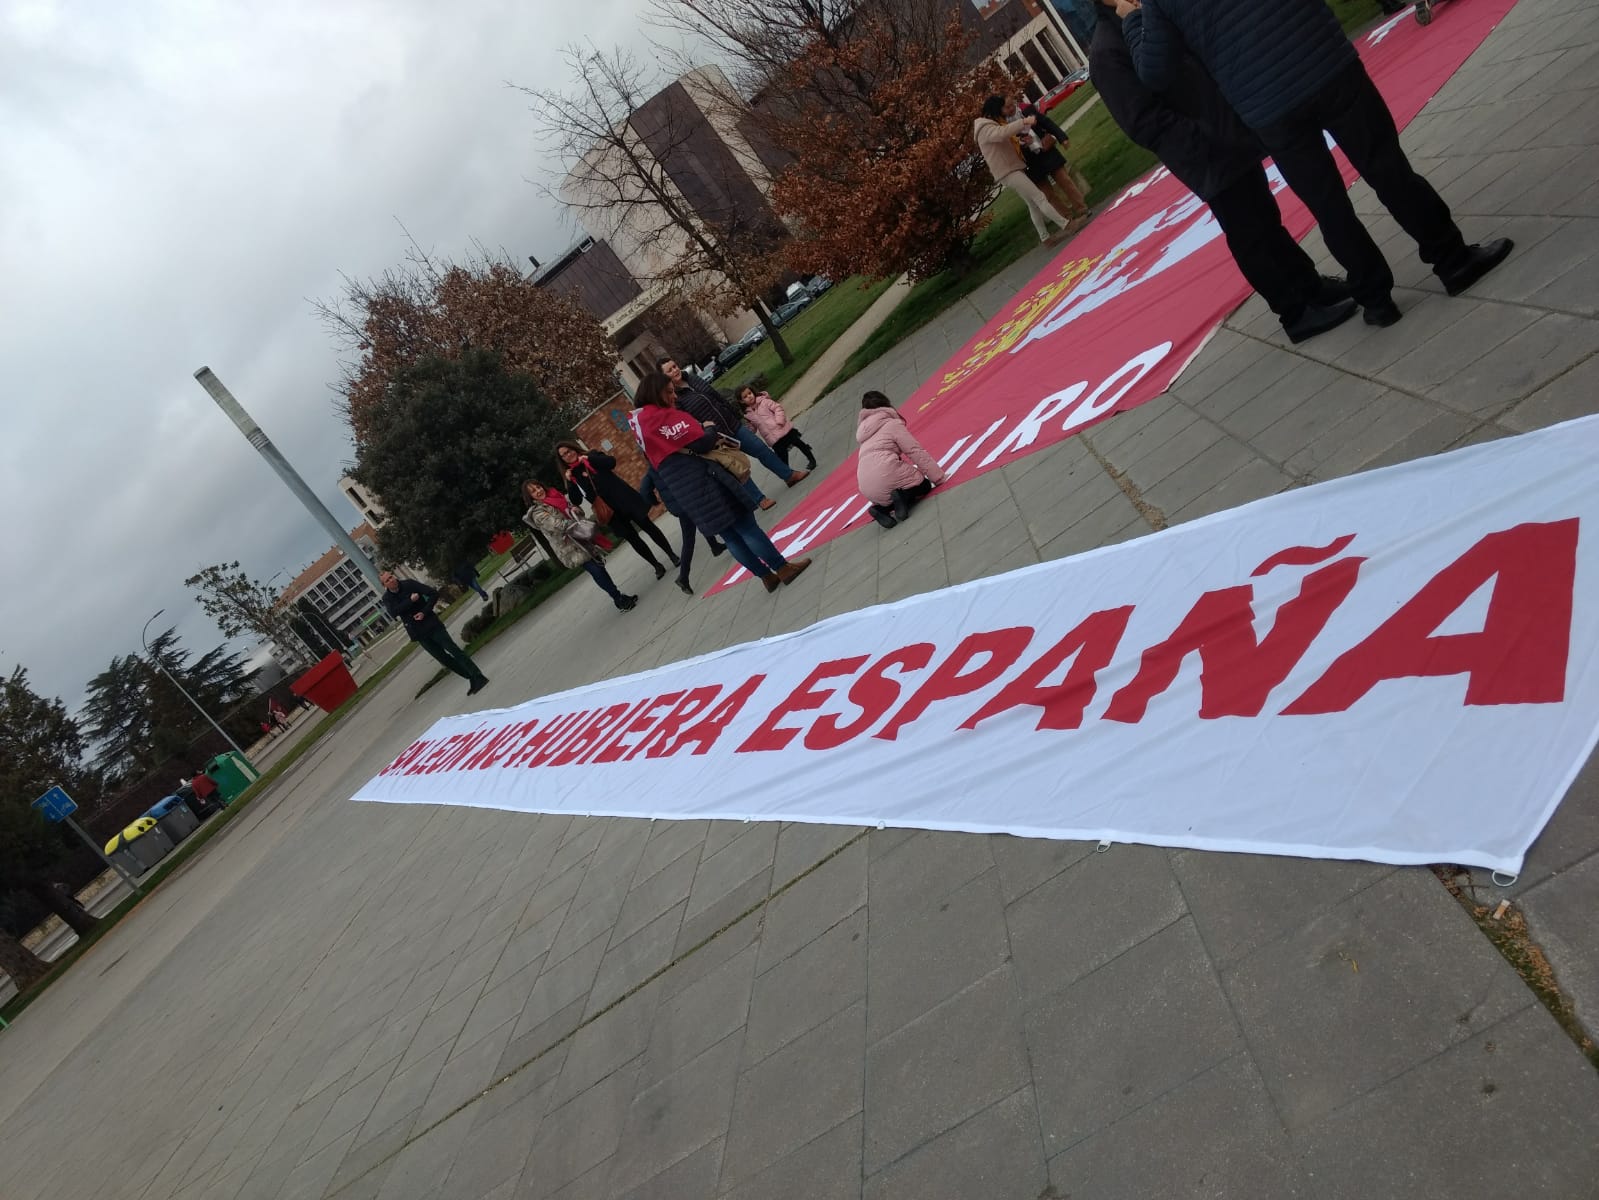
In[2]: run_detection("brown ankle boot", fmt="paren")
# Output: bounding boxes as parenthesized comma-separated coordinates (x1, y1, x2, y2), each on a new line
(761, 573, 780, 593)
(775, 558, 812, 586)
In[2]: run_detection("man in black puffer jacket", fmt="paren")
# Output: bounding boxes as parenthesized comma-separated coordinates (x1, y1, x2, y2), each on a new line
(1089, 2, 1355, 343)
(1122, 0, 1510, 327)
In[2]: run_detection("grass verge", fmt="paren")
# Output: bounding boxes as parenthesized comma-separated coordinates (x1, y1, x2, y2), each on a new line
(1, 641, 419, 1024)
(723, 275, 900, 398)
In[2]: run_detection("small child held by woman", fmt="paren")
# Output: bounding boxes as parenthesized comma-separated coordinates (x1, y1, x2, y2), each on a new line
(855, 390, 946, 528)
(737, 382, 817, 472)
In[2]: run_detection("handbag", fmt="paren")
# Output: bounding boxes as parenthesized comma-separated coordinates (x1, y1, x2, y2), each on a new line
(592, 497, 615, 526)
(699, 435, 752, 482)
(565, 517, 600, 543)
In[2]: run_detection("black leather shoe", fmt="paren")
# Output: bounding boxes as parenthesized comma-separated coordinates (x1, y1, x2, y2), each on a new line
(890, 490, 914, 522)
(1439, 238, 1514, 296)
(675, 578, 693, 595)
(467, 677, 489, 695)
(615, 595, 638, 612)
(868, 504, 898, 529)
(653, 564, 667, 580)
(1283, 298, 1358, 344)
(1364, 299, 1403, 327)
(1312, 275, 1353, 306)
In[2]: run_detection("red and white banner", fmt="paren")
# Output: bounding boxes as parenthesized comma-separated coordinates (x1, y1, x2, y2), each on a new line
(708, 0, 1519, 588)
(358, 416, 1599, 874)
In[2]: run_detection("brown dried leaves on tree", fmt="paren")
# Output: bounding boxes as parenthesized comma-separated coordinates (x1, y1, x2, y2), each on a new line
(319, 246, 618, 447)
(654, 0, 1019, 283)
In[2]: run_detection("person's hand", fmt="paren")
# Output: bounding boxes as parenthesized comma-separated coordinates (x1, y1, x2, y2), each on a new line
(409, 592, 420, 602)
(1022, 115, 1037, 127)
(1114, 0, 1140, 14)
(1040, 134, 1057, 150)
(412, 611, 424, 621)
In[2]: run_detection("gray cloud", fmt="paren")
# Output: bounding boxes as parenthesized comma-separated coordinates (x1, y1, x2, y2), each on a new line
(2, 0, 672, 706)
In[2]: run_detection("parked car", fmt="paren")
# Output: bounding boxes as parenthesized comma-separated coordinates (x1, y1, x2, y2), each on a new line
(806, 275, 834, 295)
(715, 335, 760, 374)
(772, 297, 812, 326)
(1038, 69, 1090, 114)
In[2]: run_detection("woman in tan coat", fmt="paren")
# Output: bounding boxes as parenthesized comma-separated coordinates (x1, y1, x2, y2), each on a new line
(973, 94, 1078, 246)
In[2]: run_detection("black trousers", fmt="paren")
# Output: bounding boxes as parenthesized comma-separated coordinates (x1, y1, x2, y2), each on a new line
(415, 626, 485, 684)
(770, 429, 817, 470)
(1257, 60, 1466, 307)
(1206, 167, 1322, 322)
(608, 511, 676, 571)
(672, 515, 723, 585)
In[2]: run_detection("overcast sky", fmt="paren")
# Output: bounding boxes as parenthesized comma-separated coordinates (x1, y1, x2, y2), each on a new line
(1, 0, 675, 709)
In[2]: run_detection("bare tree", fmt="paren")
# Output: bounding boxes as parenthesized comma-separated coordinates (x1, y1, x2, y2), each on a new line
(515, 47, 796, 365)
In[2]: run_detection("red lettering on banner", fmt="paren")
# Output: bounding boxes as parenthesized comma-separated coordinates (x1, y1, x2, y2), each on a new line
(578, 697, 655, 764)
(381, 738, 431, 775)
(738, 658, 870, 753)
(436, 728, 494, 773)
(532, 709, 603, 767)
(663, 676, 766, 757)
(876, 627, 1036, 741)
(551, 703, 635, 766)
(507, 710, 588, 769)
(595, 692, 686, 763)
(463, 720, 540, 770)
(412, 737, 463, 775)
(633, 688, 723, 760)
(806, 644, 938, 750)
(1104, 546, 1365, 723)
(962, 608, 1134, 731)
(1285, 519, 1577, 713)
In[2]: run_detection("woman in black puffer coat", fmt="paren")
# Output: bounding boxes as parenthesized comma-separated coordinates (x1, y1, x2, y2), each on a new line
(556, 440, 678, 580)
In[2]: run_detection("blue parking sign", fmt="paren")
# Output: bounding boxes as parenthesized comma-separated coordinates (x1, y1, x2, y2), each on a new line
(32, 785, 77, 823)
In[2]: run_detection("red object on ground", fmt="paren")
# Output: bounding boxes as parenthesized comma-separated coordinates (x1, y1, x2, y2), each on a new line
(488, 531, 515, 554)
(291, 653, 359, 713)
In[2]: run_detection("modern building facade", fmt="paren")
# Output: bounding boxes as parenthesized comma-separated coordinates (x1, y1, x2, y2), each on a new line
(276, 522, 390, 653)
(337, 475, 387, 528)
(548, 65, 792, 386)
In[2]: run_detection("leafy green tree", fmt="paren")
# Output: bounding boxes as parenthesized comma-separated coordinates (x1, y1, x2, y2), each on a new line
(352, 351, 568, 575)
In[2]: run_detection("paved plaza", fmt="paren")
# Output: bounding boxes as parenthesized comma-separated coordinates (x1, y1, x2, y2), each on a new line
(4, 2, 1599, 1196)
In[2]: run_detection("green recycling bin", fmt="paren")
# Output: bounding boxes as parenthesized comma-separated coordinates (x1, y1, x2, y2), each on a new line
(205, 752, 260, 803)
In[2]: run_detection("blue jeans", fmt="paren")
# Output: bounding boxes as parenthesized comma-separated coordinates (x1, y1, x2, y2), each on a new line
(582, 560, 623, 600)
(736, 425, 796, 487)
(719, 512, 787, 577)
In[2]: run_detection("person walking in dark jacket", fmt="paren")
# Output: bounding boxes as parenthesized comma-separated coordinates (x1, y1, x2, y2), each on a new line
(1121, 0, 1510, 326)
(556, 441, 678, 580)
(1090, 2, 1356, 343)
(640, 463, 724, 595)
(657, 356, 807, 499)
(379, 570, 489, 694)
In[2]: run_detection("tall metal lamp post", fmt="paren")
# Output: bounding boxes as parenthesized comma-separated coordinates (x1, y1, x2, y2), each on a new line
(141, 609, 248, 758)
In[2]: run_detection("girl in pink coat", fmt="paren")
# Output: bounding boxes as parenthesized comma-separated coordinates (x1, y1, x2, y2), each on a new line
(737, 383, 818, 471)
(855, 391, 946, 528)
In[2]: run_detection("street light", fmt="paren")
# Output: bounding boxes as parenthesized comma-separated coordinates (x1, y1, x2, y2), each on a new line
(141, 609, 249, 758)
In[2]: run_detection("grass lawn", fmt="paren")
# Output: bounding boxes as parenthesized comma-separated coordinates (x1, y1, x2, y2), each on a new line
(825, 0, 1390, 393)
(721, 274, 900, 398)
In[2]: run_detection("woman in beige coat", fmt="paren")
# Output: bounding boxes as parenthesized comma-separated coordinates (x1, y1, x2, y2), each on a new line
(973, 94, 1077, 245)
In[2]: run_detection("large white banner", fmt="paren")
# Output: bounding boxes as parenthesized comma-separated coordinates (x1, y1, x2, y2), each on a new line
(356, 417, 1599, 873)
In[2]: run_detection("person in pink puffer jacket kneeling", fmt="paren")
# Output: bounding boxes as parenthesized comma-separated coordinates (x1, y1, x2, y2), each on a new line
(855, 391, 947, 529)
